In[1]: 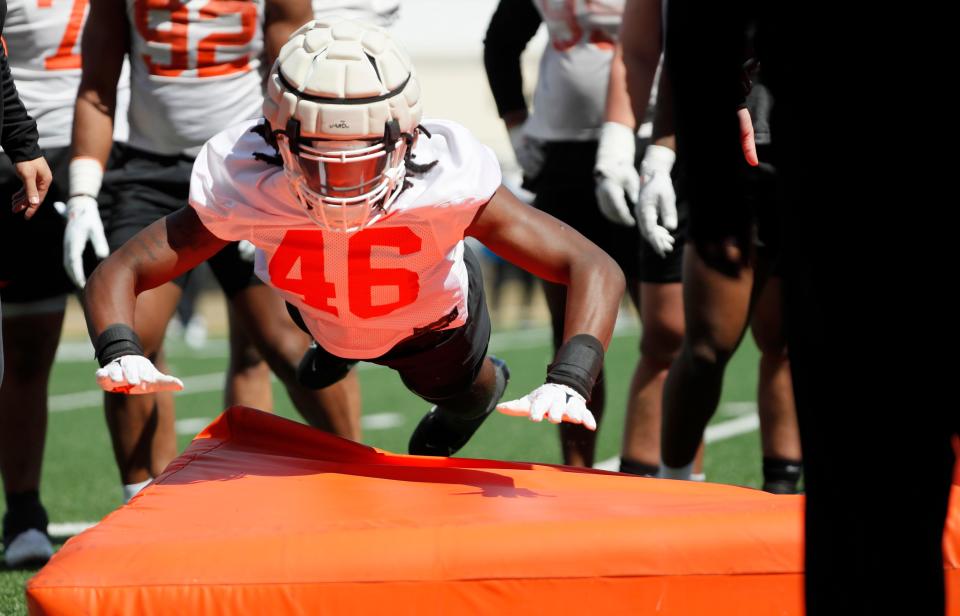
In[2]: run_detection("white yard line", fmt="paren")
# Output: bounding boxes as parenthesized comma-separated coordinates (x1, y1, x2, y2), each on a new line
(48, 522, 96, 537)
(592, 409, 761, 471)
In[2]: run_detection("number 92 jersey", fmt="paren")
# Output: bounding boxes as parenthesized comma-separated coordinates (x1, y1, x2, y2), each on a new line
(190, 119, 502, 359)
(127, 0, 265, 156)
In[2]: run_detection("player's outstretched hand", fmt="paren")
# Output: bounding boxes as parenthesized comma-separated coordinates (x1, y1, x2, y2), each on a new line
(62, 195, 109, 288)
(594, 121, 639, 227)
(636, 144, 678, 258)
(96, 355, 184, 395)
(497, 383, 597, 431)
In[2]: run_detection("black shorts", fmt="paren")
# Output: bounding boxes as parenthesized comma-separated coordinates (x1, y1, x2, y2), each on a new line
(290, 245, 492, 404)
(0, 146, 81, 303)
(100, 143, 260, 297)
(529, 140, 686, 284)
(679, 143, 781, 264)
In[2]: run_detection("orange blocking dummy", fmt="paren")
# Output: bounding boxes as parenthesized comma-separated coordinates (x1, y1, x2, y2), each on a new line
(26, 407, 960, 615)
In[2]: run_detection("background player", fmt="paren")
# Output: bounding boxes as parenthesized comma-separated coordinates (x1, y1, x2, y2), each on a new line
(484, 0, 677, 468)
(617, 0, 801, 490)
(65, 0, 360, 502)
(83, 18, 623, 460)
(0, 0, 116, 566)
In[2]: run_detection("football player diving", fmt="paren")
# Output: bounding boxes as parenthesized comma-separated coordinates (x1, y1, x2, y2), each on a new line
(83, 18, 626, 457)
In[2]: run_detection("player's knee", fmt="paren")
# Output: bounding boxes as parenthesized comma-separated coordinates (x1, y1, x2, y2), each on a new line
(693, 237, 750, 277)
(1, 339, 53, 382)
(228, 343, 266, 374)
(684, 339, 734, 373)
(639, 321, 684, 368)
(752, 323, 788, 360)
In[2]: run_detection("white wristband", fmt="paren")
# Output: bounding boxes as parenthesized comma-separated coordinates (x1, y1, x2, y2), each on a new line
(69, 157, 105, 199)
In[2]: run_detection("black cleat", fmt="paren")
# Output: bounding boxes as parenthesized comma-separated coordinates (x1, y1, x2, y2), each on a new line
(408, 357, 510, 456)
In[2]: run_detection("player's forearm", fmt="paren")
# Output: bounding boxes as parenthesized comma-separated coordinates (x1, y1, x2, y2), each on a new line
(84, 210, 227, 337)
(71, 95, 115, 166)
(651, 71, 675, 146)
(73, 0, 125, 165)
(561, 251, 625, 349)
(621, 0, 663, 127)
(83, 255, 139, 341)
(604, 45, 636, 129)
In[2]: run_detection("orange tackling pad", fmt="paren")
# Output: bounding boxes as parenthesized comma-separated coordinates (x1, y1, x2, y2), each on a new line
(26, 407, 960, 615)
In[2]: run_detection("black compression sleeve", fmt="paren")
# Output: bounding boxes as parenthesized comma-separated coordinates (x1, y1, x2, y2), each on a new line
(482, 0, 542, 118)
(546, 334, 604, 400)
(0, 43, 41, 162)
(94, 324, 145, 367)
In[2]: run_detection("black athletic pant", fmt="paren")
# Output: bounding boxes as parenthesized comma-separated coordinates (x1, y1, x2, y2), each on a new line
(665, 2, 956, 613)
(0, 298, 4, 387)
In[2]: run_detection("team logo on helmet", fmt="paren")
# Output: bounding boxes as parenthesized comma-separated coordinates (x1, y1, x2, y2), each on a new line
(262, 18, 423, 232)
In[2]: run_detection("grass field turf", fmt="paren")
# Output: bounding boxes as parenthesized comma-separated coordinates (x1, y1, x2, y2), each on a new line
(0, 320, 772, 615)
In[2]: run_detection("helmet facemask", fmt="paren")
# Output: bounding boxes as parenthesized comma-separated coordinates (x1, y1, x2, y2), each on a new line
(262, 18, 424, 232)
(276, 118, 411, 232)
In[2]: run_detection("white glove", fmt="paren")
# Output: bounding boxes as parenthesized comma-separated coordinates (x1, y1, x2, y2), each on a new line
(507, 124, 546, 180)
(594, 121, 640, 227)
(497, 383, 597, 431)
(63, 195, 109, 288)
(237, 240, 256, 263)
(636, 144, 678, 258)
(96, 355, 184, 395)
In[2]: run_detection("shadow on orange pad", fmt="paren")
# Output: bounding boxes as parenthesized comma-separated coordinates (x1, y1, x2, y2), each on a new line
(24, 407, 960, 615)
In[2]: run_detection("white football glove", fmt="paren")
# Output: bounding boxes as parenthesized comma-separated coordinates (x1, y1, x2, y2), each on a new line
(237, 240, 256, 263)
(62, 195, 109, 288)
(497, 383, 597, 431)
(96, 355, 184, 395)
(636, 144, 678, 258)
(594, 121, 640, 227)
(507, 124, 546, 180)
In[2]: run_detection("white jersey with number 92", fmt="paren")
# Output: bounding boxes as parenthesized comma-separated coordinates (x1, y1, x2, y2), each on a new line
(126, 0, 265, 156)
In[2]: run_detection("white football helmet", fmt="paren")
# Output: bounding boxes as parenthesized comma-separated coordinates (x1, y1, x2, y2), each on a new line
(263, 18, 423, 232)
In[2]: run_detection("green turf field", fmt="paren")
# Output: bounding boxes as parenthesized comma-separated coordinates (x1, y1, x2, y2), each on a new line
(0, 319, 773, 615)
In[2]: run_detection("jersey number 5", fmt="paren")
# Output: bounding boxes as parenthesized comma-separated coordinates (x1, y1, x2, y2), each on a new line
(134, 0, 257, 78)
(269, 227, 422, 319)
(37, 0, 88, 70)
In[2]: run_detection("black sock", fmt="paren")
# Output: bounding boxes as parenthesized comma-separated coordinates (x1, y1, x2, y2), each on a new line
(762, 457, 803, 494)
(3, 490, 48, 544)
(619, 458, 659, 477)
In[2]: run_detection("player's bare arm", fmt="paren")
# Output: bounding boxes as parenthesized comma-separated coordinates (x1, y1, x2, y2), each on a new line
(73, 0, 128, 165)
(83, 209, 228, 393)
(264, 0, 314, 63)
(62, 0, 130, 287)
(621, 0, 662, 128)
(469, 186, 625, 430)
(468, 185, 625, 348)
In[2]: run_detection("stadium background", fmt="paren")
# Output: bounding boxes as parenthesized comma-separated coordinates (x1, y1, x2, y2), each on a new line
(0, 2, 774, 612)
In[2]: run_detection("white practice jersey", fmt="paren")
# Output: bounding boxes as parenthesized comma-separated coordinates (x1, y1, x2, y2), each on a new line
(5, 0, 129, 148)
(526, 0, 623, 142)
(126, 0, 265, 156)
(190, 119, 501, 358)
(312, 0, 399, 26)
